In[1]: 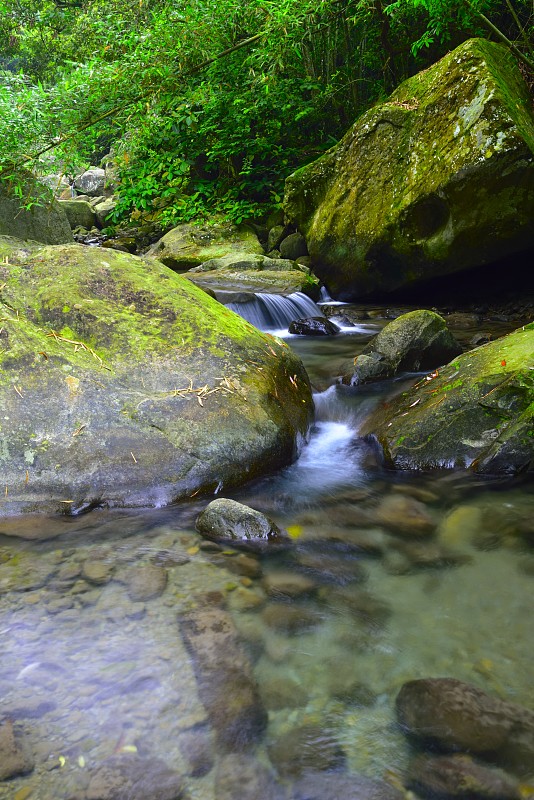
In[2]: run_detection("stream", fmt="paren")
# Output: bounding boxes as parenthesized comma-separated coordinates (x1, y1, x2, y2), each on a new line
(1, 299, 533, 799)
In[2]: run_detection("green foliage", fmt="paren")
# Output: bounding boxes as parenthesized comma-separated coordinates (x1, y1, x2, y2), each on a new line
(0, 0, 531, 224)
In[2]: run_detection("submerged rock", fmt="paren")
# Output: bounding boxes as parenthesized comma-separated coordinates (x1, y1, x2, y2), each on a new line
(291, 770, 404, 800)
(396, 677, 534, 776)
(406, 753, 522, 800)
(0, 237, 312, 514)
(86, 754, 185, 800)
(179, 606, 268, 751)
(284, 39, 534, 299)
(196, 499, 290, 551)
(267, 722, 345, 778)
(361, 324, 534, 474)
(342, 310, 461, 385)
(146, 222, 263, 271)
(0, 721, 34, 780)
(215, 753, 282, 800)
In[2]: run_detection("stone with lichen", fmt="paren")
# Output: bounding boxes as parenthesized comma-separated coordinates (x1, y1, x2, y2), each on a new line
(284, 39, 534, 299)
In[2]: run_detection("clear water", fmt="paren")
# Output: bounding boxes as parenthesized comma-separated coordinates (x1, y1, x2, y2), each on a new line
(1, 311, 533, 799)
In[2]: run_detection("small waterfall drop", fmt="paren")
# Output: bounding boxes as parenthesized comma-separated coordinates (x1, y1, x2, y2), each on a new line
(225, 291, 323, 332)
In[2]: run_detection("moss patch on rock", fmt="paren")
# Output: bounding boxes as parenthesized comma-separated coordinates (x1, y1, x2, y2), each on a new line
(0, 237, 313, 514)
(284, 39, 534, 299)
(360, 323, 534, 474)
(146, 221, 263, 271)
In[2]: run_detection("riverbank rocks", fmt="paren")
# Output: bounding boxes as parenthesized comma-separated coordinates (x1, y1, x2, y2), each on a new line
(343, 310, 461, 385)
(361, 324, 534, 474)
(196, 499, 290, 550)
(396, 678, 534, 776)
(0, 237, 312, 514)
(147, 222, 263, 271)
(0, 721, 34, 780)
(284, 38, 534, 299)
(0, 173, 73, 245)
(185, 252, 319, 297)
(179, 606, 268, 750)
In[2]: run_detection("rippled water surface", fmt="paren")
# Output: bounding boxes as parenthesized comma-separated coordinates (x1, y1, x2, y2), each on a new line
(1, 310, 533, 799)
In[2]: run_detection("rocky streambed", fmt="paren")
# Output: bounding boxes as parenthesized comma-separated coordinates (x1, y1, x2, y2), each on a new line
(1, 306, 534, 800)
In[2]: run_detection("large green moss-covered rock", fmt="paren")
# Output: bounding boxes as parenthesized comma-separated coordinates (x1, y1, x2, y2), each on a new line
(342, 309, 461, 385)
(361, 323, 534, 474)
(147, 222, 263, 271)
(284, 39, 534, 299)
(0, 237, 313, 514)
(0, 174, 73, 245)
(185, 252, 319, 296)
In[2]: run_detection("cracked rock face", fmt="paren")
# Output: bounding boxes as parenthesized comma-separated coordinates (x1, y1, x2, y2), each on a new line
(284, 38, 534, 299)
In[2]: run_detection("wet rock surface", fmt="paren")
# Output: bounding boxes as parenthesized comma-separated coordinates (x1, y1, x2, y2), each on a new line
(196, 499, 290, 550)
(288, 317, 341, 336)
(343, 310, 461, 385)
(362, 323, 534, 474)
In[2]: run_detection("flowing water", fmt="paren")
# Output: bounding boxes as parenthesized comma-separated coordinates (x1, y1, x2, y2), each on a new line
(1, 301, 533, 799)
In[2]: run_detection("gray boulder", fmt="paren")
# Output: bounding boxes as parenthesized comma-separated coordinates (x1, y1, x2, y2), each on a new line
(343, 309, 461, 385)
(0, 173, 73, 244)
(58, 198, 96, 230)
(93, 196, 117, 227)
(284, 39, 534, 299)
(74, 167, 106, 196)
(196, 499, 290, 550)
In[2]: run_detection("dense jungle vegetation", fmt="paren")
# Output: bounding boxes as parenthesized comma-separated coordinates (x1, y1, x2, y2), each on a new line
(0, 0, 532, 227)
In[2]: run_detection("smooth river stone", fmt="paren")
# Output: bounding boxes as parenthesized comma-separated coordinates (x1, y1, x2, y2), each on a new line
(406, 753, 522, 799)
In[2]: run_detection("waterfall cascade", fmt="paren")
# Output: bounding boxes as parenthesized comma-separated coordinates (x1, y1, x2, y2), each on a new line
(225, 291, 323, 331)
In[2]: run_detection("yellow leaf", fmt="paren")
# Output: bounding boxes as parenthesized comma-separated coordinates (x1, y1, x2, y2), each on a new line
(286, 524, 303, 540)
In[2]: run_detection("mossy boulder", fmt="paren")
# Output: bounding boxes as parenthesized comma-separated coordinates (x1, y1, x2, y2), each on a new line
(343, 309, 461, 385)
(0, 173, 73, 245)
(284, 39, 534, 299)
(58, 199, 97, 231)
(361, 323, 534, 474)
(185, 252, 319, 297)
(0, 237, 313, 514)
(147, 222, 263, 271)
